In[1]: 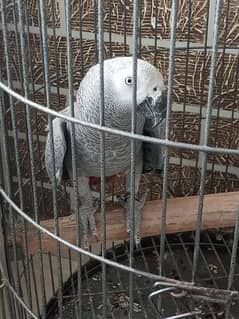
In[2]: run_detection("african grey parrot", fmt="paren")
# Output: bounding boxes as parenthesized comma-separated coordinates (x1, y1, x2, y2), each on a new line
(45, 57, 166, 248)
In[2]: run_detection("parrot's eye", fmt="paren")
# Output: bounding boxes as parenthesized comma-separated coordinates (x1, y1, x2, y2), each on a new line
(153, 87, 157, 92)
(125, 77, 133, 85)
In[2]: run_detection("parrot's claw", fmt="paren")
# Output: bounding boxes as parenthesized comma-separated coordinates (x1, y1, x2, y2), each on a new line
(126, 198, 143, 246)
(83, 234, 90, 251)
(70, 205, 98, 249)
(80, 206, 98, 248)
(118, 189, 149, 246)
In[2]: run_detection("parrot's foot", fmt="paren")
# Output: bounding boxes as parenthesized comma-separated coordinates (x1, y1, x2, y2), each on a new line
(69, 206, 99, 249)
(80, 206, 99, 249)
(118, 190, 148, 246)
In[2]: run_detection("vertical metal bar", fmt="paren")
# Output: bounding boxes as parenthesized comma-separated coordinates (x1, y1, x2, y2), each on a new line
(39, 7, 63, 318)
(67, 249, 79, 319)
(51, 0, 62, 109)
(165, 239, 183, 281)
(151, 238, 183, 315)
(197, 246, 219, 289)
(209, 0, 231, 192)
(30, 256, 40, 318)
(192, 0, 222, 282)
(12, 0, 24, 92)
(138, 1, 142, 58)
(94, 0, 98, 63)
(124, 244, 149, 318)
(159, 0, 178, 276)
(0, 205, 6, 319)
(98, 0, 107, 317)
(206, 233, 228, 276)
(20, 258, 31, 318)
(83, 265, 97, 318)
(0, 186, 14, 319)
(24, 0, 47, 216)
(38, 2, 64, 316)
(1, 1, 33, 313)
(16, 0, 48, 317)
(108, 1, 112, 57)
(123, 2, 127, 56)
(12, 0, 34, 201)
(48, 252, 56, 296)
(0, 7, 24, 315)
(111, 248, 125, 291)
(78, 0, 85, 78)
(153, 1, 159, 66)
(0, 278, 6, 319)
(51, 0, 71, 218)
(225, 206, 239, 318)
(64, 2, 82, 318)
(0, 91, 21, 319)
(129, 1, 140, 318)
(193, 0, 210, 194)
(178, 235, 218, 318)
(1, 0, 24, 227)
(178, 0, 192, 192)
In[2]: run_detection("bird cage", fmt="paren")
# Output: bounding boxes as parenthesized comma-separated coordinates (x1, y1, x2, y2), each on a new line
(0, 0, 239, 318)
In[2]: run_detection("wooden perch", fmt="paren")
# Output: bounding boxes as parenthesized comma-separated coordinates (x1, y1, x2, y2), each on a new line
(10, 192, 239, 255)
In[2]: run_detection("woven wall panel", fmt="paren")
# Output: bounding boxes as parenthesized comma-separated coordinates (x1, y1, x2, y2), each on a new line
(9, 142, 239, 218)
(2, 0, 239, 209)
(166, 164, 239, 196)
(90, 164, 239, 200)
(170, 112, 201, 160)
(218, 0, 239, 46)
(11, 164, 239, 220)
(5, 0, 61, 28)
(12, 181, 71, 219)
(4, 0, 239, 47)
(9, 137, 47, 182)
(6, 107, 48, 137)
(71, 0, 208, 43)
(208, 117, 239, 167)
(6, 92, 67, 135)
(141, 47, 239, 111)
(0, 32, 129, 89)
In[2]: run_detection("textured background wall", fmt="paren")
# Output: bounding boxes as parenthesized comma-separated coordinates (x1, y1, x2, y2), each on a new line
(1, 0, 239, 219)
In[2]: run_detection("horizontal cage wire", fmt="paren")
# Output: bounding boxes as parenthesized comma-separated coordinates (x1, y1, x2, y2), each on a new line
(0, 0, 239, 319)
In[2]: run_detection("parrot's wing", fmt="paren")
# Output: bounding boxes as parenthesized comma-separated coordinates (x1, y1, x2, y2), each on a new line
(45, 115, 70, 186)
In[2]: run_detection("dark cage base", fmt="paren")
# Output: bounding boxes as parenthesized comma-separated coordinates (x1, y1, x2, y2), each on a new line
(45, 232, 239, 319)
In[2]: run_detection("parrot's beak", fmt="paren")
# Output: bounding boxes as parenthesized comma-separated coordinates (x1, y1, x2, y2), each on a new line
(137, 95, 167, 128)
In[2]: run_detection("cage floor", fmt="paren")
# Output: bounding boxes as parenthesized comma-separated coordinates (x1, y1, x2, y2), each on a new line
(46, 232, 239, 319)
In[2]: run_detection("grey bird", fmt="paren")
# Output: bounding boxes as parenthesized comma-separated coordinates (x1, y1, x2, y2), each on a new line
(45, 57, 166, 247)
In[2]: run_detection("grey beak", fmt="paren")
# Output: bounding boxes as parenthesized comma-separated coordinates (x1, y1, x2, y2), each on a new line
(140, 95, 167, 128)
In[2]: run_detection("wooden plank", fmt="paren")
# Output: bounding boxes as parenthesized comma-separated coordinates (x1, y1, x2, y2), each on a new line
(11, 191, 239, 255)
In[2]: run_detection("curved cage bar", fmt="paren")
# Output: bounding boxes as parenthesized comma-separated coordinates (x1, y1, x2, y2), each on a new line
(0, 0, 239, 318)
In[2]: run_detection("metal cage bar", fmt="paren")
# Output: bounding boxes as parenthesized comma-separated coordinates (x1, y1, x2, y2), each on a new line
(129, 1, 140, 318)
(97, 0, 107, 317)
(0, 0, 239, 318)
(192, 0, 222, 282)
(0, 82, 238, 156)
(38, 1, 63, 318)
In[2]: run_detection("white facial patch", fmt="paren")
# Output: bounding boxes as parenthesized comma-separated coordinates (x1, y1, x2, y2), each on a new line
(109, 58, 165, 107)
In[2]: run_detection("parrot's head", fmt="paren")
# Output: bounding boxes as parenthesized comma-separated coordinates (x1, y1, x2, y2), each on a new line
(107, 57, 167, 127)
(77, 57, 167, 127)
